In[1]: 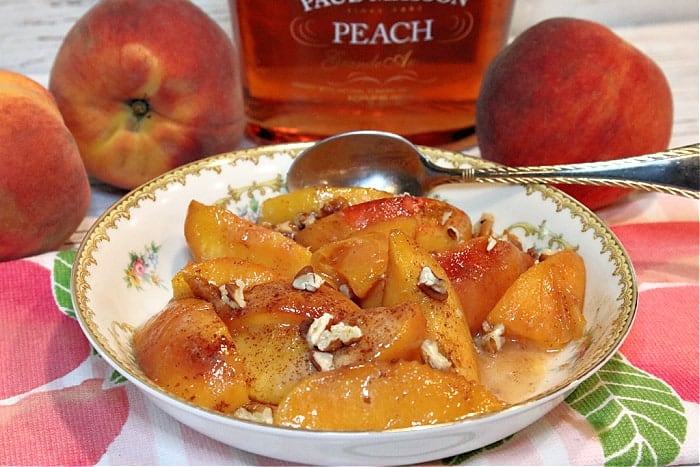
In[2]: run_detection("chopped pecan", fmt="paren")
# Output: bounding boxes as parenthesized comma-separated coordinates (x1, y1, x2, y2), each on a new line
(320, 197, 349, 216)
(292, 266, 325, 292)
(421, 339, 452, 370)
(417, 266, 448, 301)
(310, 351, 335, 372)
(476, 212, 495, 237)
(306, 312, 362, 352)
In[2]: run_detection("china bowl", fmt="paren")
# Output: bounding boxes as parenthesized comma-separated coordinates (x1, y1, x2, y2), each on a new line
(72, 142, 637, 465)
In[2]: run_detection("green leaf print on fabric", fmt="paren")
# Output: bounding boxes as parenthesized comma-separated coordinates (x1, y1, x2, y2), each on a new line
(566, 353, 686, 466)
(109, 369, 128, 385)
(442, 436, 513, 465)
(53, 249, 77, 318)
(52, 249, 128, 386)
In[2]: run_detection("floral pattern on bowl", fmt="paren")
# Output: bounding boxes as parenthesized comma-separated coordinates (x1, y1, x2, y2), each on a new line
(124, 242, 166, 290)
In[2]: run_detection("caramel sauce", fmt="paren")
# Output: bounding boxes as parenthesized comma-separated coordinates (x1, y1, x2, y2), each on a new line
(477, 339, 554, 405)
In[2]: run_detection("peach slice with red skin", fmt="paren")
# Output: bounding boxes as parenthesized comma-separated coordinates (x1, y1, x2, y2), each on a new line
(434, 236, 535, 333)
(295, 195, 472, 253)
(382, 230, 480, 382)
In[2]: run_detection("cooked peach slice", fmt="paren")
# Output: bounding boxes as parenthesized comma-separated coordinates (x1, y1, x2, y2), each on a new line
(358, 278, 386, 309)
(258, 186, 392, 226)
(237, 279, 362, 323)
(295, 195, 472, 253)
(310, 231, 388, 298)
(184, 200, 311, 278)
(172, 257, 282, 299)
(219, 278, 363, 404)
(333, 301, 428, 368)
(434, 236, 535, 333)
(486, 249, 586, 349)
(227, 311, 314, 405)
(133, 298, 249, 414)
(274, 361, 505, 431)
(382, 230, 480, 382)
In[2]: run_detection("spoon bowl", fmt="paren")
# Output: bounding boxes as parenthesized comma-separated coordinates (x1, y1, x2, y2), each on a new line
(286, 130, 700, 198)
(287, 131, 428, 194)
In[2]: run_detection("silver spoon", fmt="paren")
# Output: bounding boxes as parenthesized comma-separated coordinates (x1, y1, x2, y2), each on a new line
(286, 130, 699, 199)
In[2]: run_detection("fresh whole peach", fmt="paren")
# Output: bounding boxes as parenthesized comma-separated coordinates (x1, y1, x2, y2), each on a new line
(49, 0, 245, 190)
(476, 17, 673, 210)
(0, 70, 91, 261)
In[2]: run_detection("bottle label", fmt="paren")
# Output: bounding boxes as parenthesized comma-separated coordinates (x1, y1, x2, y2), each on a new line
(238, 0, 483, 105)
(296, 0, 476, 48)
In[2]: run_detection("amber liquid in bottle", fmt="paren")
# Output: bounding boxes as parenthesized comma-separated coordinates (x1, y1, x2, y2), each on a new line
(230, 0, 513, 146)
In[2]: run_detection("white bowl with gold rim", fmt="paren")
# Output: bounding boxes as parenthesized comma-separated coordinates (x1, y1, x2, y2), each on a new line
(71, 142, 637, 465)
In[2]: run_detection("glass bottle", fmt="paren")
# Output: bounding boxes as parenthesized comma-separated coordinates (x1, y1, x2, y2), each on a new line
(230, 0, 514, 147)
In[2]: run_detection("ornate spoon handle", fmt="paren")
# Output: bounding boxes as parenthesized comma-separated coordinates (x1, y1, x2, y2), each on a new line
(461, 144, 699, 199)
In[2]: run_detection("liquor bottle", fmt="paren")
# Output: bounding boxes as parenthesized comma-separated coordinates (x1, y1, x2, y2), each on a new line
(230, 0, 514, 147)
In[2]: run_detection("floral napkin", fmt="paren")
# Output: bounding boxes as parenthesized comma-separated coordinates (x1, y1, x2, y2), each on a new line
(1, 194, 697, 466)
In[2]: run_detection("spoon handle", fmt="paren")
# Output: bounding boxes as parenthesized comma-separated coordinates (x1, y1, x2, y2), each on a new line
(462, 144, 700, 199)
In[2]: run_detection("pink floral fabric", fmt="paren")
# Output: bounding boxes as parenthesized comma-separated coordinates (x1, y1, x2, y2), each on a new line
(613, 221, 699, 403)
(0, 193, 697, 465)
(0, 260, 129, 465)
